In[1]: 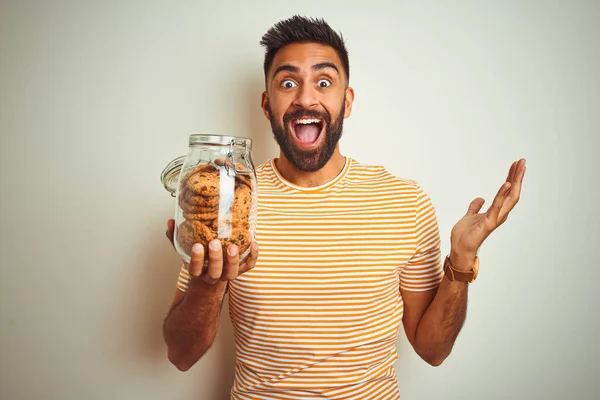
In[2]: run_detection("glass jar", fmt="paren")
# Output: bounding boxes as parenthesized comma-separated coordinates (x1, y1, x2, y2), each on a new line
(161, 134, 257, 264)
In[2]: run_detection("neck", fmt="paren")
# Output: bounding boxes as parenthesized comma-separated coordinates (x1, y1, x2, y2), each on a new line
(275, 147, 346, 188)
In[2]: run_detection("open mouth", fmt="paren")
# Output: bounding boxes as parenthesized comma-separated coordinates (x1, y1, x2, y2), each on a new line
(290, 118, 324, 146)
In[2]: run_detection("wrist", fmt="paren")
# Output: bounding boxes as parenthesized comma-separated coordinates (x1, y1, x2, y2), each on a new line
(189, 278, 228, 298)
(449, 249, 477, 272)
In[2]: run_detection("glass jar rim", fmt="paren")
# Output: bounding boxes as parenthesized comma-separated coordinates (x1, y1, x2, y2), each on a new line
(189, 133, 252, 149)
(161, 134, 253, 195)
(161, 155, 186, 195)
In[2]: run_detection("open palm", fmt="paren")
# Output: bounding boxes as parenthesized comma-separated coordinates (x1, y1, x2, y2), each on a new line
(450, 159, 527, 270)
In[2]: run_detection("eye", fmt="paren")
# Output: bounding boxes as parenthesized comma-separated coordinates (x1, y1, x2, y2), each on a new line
(317, 79, 331, 88)
(281, 80, 297, 88)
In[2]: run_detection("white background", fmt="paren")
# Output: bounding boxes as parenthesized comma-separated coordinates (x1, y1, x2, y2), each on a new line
(1, 1, 598, 399)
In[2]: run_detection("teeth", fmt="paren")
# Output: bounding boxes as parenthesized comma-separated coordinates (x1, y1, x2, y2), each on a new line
(295, 118, 321, 125)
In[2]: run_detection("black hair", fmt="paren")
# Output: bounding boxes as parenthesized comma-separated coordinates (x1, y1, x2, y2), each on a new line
(260, 15, 349, 84)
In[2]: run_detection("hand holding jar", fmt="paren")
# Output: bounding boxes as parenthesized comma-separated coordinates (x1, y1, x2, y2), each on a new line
(165, 218, 259, 284)
(161, 134, 259, 283)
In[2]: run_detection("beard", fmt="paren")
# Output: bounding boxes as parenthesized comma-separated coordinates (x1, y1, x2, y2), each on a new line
(267, 100, 345, 172)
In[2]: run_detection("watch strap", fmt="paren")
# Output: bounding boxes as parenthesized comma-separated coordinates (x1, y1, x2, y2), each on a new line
(443, 256, 479, 283)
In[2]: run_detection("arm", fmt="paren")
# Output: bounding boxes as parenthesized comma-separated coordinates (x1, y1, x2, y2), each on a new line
(401, 266, 468, 366)
(162, 219, 259, 371)
(402, 159, 526, 366)
(163, 278, 228, 371)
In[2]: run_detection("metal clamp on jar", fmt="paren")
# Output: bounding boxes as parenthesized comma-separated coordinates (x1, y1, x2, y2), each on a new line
(161, 134, 257, 264)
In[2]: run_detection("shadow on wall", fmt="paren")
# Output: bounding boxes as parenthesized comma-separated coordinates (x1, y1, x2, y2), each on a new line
(127, 72, 277, 399)
(134, 220, 185, 364)
(244, 73, 278, 166)
(129, 206, 239, 398)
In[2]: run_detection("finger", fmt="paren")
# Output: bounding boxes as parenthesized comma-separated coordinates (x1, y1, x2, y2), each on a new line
(188, 243, 205, 278)
(515, 159, 526, 183)
(506, 161, 517, 183)
(205, 240, 223, 283)
(486, 181, 512, 225)
(166, 219, 175, 248)
(504, 160, 526, 204)
(222, 244, 240, 281)
(509, 159, 526, 183)
(498, 159, 527, 221)
(465, 197, 485, 216)
(214, 158, 234, 169)
(239, 242, 259, 274)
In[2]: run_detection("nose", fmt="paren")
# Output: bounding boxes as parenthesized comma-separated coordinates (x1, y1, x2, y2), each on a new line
(292, 84, 319, 109)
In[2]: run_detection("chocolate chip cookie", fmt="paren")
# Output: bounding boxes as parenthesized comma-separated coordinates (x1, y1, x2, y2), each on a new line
(177, 219, 216, 255)
(179, 163, 218, 192)
(221, 227, 251, 255)
(182, 191, 220, 208)
(182, 209, 219, 221)
(176, 160, 255, 259)
(186, 170, 220, 197)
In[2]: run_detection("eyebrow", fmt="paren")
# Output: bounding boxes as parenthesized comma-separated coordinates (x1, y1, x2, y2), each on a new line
(272, 62, 340, 80)
(312, 62, 339, 74)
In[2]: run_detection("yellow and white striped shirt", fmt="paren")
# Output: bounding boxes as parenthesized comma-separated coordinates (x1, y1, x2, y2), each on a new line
(176, 157, 444, 399)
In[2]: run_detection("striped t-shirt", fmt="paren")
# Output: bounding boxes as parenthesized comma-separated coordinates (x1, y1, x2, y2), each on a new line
(176, 157, 444, 399)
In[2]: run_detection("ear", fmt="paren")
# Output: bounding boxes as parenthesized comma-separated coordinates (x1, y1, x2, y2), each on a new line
(261, 91, 270, 121)
(343, 87, 355, 119)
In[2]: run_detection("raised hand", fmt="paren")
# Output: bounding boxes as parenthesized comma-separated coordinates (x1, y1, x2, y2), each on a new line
(449, 159, 527, 271)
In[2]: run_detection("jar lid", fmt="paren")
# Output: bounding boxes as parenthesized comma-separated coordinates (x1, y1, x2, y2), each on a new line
(161, 134, 253, 196)
(190, 134, 252, 149)
(161, 155, 185, 196)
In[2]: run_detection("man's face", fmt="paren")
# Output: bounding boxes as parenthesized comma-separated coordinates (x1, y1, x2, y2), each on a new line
(262, 42, 354, 172)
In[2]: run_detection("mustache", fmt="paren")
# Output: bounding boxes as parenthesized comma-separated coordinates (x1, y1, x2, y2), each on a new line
(283, 109, 331, 126)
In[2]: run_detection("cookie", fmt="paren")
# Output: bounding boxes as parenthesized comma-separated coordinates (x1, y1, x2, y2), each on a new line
(186, 170, 220, 197)
(176, 160, 254, 258)
(183, 210, 219, 221)
(222, 215, 250, 228)
(177, 220, 216, 255)
(179, 163, 218, 192)
(180, 200, 218, 214)
(181, 191, 220, 207)
(186, 205, 218, 214)
(222, 227, 252, 256)
(232, 184, 251, 223)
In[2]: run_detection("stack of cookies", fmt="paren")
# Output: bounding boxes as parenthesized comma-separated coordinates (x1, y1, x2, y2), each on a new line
(176, 162, 253, 258)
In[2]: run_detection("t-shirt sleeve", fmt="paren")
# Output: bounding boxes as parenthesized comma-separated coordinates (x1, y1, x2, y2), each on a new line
(176, 264, 191, 292)
(399, 184, 444, 292)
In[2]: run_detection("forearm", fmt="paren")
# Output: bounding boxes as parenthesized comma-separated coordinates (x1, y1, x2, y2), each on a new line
(414, 275, 468, 366)
(163, 280, 228, 371)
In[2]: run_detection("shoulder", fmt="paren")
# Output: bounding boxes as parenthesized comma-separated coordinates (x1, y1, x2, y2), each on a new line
(255, 160, 270, 174)
(346, 158, 421, 191)
(254, 159, 274, 181)
(346, 158, 436, 213)
(253, 159, 282, 192)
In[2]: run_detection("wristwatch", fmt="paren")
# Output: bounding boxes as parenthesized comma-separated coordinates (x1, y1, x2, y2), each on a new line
(443, 256, 480, 283)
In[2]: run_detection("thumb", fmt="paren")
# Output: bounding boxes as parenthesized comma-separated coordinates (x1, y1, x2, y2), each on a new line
(465, 198, 485, 216)
(166, 219, 175, 248)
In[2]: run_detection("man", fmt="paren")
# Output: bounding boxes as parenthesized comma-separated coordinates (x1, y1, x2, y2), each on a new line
(162, 15, 526, 399)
